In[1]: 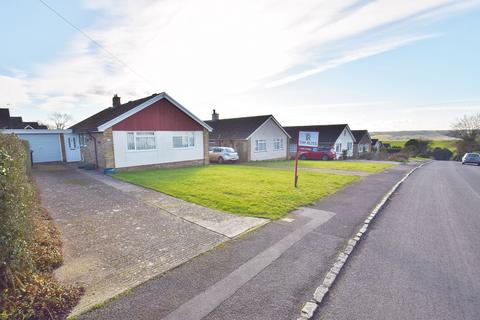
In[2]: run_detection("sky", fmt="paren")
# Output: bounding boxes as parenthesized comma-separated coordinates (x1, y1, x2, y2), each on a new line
(1, 0, 480, 131)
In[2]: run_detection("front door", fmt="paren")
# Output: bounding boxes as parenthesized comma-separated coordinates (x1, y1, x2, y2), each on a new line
(64, 133, 82, 162)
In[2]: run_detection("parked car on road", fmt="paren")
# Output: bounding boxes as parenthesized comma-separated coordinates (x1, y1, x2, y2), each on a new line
(209, 147, 239, 163)
(462, 153, 480, 165)
(298, 147, 336, 161)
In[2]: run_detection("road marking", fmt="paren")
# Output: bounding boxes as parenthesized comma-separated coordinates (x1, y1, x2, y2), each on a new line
(162, 208, 335, 320)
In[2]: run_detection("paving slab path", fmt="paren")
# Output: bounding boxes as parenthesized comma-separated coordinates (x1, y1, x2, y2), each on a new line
(78, 163, 415, 320)
(33, 165, 266, 317)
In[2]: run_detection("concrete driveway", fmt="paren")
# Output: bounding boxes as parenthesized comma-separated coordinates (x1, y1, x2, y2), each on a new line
(33, 165, 266, 317)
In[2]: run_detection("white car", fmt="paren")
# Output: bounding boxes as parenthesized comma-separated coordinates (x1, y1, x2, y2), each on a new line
(209, 147, 239, 163)
(462, 153, 480, 166)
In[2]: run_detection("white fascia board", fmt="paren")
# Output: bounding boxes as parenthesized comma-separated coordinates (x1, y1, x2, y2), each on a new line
(97, 92, 213, 132)
(245, 116, 291, 140)
(270, 116, 291, 138)
(344, 125, 356, 142)
(0, 129, 72, 134)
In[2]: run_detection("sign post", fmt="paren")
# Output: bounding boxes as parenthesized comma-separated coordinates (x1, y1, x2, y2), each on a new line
(294, 135, 300, 187)
(295, 131, 319, 187)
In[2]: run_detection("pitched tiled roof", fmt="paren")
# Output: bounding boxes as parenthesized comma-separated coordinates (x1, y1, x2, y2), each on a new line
(70, 94, 159, 132)
(205, 115, 272, 140)
(0, 109, 10, 128)
(284, 124, 349, 145)
(352, 130, 369, 142)
(0, 108, 47, 129)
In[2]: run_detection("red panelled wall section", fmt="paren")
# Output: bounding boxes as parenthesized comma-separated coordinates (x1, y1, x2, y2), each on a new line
(113, 99, 203, 131)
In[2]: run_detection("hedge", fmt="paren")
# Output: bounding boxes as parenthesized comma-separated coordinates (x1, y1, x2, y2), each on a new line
(0, 134, 82, 319)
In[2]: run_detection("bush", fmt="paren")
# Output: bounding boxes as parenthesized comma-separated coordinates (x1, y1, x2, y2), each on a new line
(386, 146, 402, 154)
(432, 147, 453, 161)
(0, 134, 82, 319)
(0, 134, 35, 283)
(404, 139, 431, 156)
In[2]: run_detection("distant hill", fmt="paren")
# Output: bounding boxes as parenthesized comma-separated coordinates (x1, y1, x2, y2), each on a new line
(371, 130, 458, 141)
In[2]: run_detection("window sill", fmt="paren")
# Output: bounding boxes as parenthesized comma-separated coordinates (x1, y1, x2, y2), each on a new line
(126, 148, 157, 153)
(172, 146, 196, 150)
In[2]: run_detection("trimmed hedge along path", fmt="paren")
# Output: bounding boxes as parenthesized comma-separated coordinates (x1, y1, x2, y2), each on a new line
(0, 133, 82, 319)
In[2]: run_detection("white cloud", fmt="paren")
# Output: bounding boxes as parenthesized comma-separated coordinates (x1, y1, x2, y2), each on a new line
(2, 0, 479, 127)
(265, 34, 438, 88)
(0, 75, 31, 108)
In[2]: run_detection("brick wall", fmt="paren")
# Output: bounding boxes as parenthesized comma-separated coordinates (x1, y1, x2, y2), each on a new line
(80, 130, 115, 169)
(203, 129, 210, 165)
(115, 159, 205, 172)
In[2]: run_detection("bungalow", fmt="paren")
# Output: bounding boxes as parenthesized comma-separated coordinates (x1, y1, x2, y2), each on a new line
(70, 93, 212, 170)
(371, 139, 383, 152)
(205, 110, 290, 162)
(352, 130, 372, 156)
(284, 124, 356, 159)
(0, 108, 47, 129)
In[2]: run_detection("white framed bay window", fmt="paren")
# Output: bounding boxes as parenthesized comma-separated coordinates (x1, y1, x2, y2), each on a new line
(172, 132, 195, 148)
(127, 132, 156, 151)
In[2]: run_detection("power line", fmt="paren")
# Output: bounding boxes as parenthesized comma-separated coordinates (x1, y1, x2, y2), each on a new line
(37, 0, 155, 90)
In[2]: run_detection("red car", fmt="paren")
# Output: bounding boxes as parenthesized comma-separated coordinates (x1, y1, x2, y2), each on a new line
(298, 146, 336, 160)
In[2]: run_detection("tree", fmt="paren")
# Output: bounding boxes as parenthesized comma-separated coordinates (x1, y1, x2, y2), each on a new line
(432, 147, 453, 161)
(451, 113, 480, 154)
(404, 139, 431, 156)
(49, 112, 73, 130)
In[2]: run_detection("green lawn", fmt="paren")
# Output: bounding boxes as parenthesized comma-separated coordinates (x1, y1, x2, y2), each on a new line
(112, 165, 358, 220)
(383, 139, 458, 152)
(246, 160, 395, 173)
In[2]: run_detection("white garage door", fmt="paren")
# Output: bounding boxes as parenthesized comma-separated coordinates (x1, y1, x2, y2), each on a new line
(18, 134, 63, 163)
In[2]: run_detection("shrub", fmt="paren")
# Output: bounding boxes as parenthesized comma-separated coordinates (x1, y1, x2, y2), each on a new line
(432, 147, 453, 161)
(404, 139, 431, 156)
(386, 146, 402, 154)
(0, 134, 35, 284)
(0, 134, 82, 319)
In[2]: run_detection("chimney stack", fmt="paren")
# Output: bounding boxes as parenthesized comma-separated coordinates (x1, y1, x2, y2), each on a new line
(212, 109, 219, 121)
(112, 94, 121, 107)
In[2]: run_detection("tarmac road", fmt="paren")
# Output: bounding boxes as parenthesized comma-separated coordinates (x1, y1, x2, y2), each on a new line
(79, 164, 414, 320)
(316, 161, 480, 320)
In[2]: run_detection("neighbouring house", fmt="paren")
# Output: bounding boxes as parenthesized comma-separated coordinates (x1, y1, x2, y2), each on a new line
(284, 124, 356, 159)
(0, 108, 81, 163)
(204, 110, 290, 162)
(371, 139, 383, 152)
(352, 130, 372, 156)
(70, 93, 212, 170)
(0, 108, 48, 129)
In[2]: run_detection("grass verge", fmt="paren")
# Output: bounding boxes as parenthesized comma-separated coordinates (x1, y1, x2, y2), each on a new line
(245, 160, 395, 173)
(112, 165, 358, 220)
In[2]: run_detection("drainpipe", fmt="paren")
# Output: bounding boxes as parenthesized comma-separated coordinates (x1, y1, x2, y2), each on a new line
(87, 131, 99, 169)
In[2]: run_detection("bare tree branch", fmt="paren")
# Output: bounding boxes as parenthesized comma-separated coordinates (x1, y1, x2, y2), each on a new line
(49, 112, 73, 130)
(450, 113, 480, 142)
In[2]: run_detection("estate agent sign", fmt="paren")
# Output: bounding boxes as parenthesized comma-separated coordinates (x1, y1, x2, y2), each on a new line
(295, 131, 320, 187)
(298, 131, 319, 147)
